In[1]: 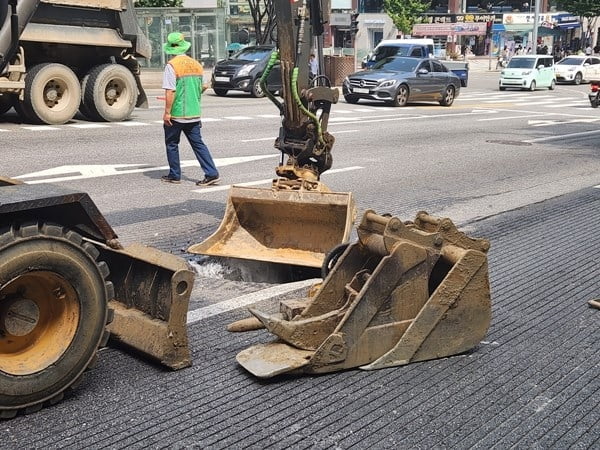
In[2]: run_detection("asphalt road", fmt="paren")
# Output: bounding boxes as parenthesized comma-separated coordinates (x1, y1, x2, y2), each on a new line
(1, 72, 599, 447)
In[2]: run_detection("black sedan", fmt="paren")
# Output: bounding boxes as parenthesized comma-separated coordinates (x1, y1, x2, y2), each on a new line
(342, 56, 461, 107)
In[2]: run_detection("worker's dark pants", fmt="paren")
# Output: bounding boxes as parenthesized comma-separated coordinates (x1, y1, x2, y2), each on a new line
(164, 120, 218, 180)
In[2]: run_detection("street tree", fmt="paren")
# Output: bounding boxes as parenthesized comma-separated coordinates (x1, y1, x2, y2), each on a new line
(383, 0, 431, 36)
(248, 0, 276, 45)
(134, 0, 182, 6)
(556, 0, 600, 48)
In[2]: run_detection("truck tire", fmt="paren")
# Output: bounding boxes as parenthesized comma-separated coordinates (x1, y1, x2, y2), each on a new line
(78, 74, 94, 120)
(0, 223, 112, 418)
(83, 64, 137, 122)
(0, 94, 12, 117)
(22, 63, 81, 125)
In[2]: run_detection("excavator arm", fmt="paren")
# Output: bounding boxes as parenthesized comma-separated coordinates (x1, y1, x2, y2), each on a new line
(265, 0, 337, 184)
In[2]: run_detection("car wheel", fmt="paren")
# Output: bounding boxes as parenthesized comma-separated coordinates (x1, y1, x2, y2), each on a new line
(574, 72, 582, 85)
(213, 88, 228, 96)
(439, 86, 455, 106)
(549, 79, 556, 90)
(344, 94, 359, 104)
(250, 78, 265, 98)
(528, 81, 536, 91)
(392, 84, 409, 107)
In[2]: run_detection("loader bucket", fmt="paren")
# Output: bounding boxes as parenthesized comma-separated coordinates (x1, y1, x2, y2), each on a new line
(188, 184, 355, 268)
(98, 242, 194, 370)
(236, 210, 492, 378)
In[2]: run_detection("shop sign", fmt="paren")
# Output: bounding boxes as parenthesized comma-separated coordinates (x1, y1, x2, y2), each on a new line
(413, 22, 487, 36)
(422, 13, 502, 24)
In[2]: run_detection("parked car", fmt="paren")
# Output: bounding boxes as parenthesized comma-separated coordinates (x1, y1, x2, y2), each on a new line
(554, 55, 600, 85)
(211, 45, 281, 97)
(342, 56, 461, 107)
(499, 55, 556, 91)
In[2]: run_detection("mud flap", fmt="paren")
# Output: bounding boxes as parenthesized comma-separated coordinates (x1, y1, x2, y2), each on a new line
(97, 242, 194, 370)
(236, 211, 492, 377)
(188, 184, 356, 268)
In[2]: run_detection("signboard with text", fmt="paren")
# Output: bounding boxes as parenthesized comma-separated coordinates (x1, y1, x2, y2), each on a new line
(413, 22, 487, 36)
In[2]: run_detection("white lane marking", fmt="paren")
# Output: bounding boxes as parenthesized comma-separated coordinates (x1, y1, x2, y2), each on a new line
(258, 114, 280, 118)
(528, 120, 559, 127)
(22, 126, 59, 131)
(543, 103, 587, 108)
(187, 278, 318, 324)
(200, 117, 222, 122)
(192, 166, 364, 194)
(241, 136, 276, 142)
(479, 114, 548, 121)
(224, 116, 253, 120)
(68, 123, 110, 129)
(114, 121, 149, 127)
(523, 129, 600, 143)
(332, 129, 359, 134)
(17, 155, 277, 184)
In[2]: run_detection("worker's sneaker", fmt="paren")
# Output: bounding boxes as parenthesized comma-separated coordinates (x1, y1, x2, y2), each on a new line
(196, 175, 220, 186)
(161, 175, 181, 184)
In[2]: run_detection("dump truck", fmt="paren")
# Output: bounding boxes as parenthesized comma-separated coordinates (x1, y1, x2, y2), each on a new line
(0, 176, 194, 418)
(0, 0, 150, 125)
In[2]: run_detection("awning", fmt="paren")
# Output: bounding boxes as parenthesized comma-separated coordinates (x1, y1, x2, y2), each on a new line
(556, 22, 580, 29)
(492, 24, 506, 32)
(503, 24, 534, 34)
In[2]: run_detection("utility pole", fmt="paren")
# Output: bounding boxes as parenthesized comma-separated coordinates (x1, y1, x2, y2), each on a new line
(531, 0, 540, 53)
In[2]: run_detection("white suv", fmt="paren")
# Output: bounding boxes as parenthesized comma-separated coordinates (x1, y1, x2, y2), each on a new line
(555, 56, 600, 85)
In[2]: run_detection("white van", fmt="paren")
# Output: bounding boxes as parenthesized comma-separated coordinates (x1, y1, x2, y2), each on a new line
(499, 55, 556, 91)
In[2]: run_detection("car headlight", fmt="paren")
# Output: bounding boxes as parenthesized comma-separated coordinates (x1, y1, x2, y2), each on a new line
(379, 80, 396, 88)
(500, 70, 505, 75)
(237, 64, 256, 77)
(522, 70, 532, 75)
(567, 67, 576, 71)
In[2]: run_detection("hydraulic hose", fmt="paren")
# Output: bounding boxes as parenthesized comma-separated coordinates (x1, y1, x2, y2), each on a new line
(291, 67, 324, 145)
(260, 50, 283, 113)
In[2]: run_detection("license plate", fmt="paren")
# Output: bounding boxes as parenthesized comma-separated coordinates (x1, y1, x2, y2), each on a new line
(214, 76, 229, 82)
(353, 87, 369, 94)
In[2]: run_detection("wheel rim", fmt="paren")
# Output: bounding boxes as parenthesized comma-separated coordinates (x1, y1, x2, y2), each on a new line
(104, 78, 128, 106)
(445, 88, 454, 103)
(42, 78, 71, 112)
(397, 87, 408, 104)
(0, 271, 80, 376)
(254, 80, 264, 97)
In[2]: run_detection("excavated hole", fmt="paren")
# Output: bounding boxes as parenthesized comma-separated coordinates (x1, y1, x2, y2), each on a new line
(188, 255, 320, 284)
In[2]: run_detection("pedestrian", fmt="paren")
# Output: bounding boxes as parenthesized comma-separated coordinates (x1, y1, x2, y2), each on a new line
(585, 45, 592, 56)
(309, 53, 319, 80)
(161, 31, 220, 186)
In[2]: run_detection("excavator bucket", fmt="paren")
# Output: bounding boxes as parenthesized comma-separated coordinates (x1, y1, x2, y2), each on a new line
(99, 242, 194, 370)
(188, 183, 355, 268)
(236, 210, 492, 378)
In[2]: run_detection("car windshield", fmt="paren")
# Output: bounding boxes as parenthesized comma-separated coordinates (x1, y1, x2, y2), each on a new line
(373, 45, 410, 60)
(233, 48, 272, 61)
(507, 58, 536, 69)
(557, 57, 584, 65)
(372, 57, 418, 72)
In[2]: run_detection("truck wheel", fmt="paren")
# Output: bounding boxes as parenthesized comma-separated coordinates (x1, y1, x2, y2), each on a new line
(392, 84, 409, 107)
(83, 64, 137, 122)
(22, 63, 81, 125)
(0, 223, 112, 418)
(439, 86, 455, 106)
(213, 88, 228, 96)
(250, 77, 266, 98)
(0, 94, 12, 117)
(78, 74, 94, 120)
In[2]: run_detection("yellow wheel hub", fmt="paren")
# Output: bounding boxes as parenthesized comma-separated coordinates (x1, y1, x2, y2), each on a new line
(0, 271, 80, 376)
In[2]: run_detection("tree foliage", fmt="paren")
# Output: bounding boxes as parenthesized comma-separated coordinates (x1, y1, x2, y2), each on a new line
(383, 0, 431, 36)
(247, 0, 276, 45)
(134, 0, 183, 7)
(556, 0, 600, 45)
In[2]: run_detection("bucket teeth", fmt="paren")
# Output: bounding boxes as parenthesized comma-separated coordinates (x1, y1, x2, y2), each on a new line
(249, 307, 344, 351)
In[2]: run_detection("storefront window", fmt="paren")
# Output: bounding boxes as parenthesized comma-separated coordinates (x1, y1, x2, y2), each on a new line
(136, 8, 227, 69)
